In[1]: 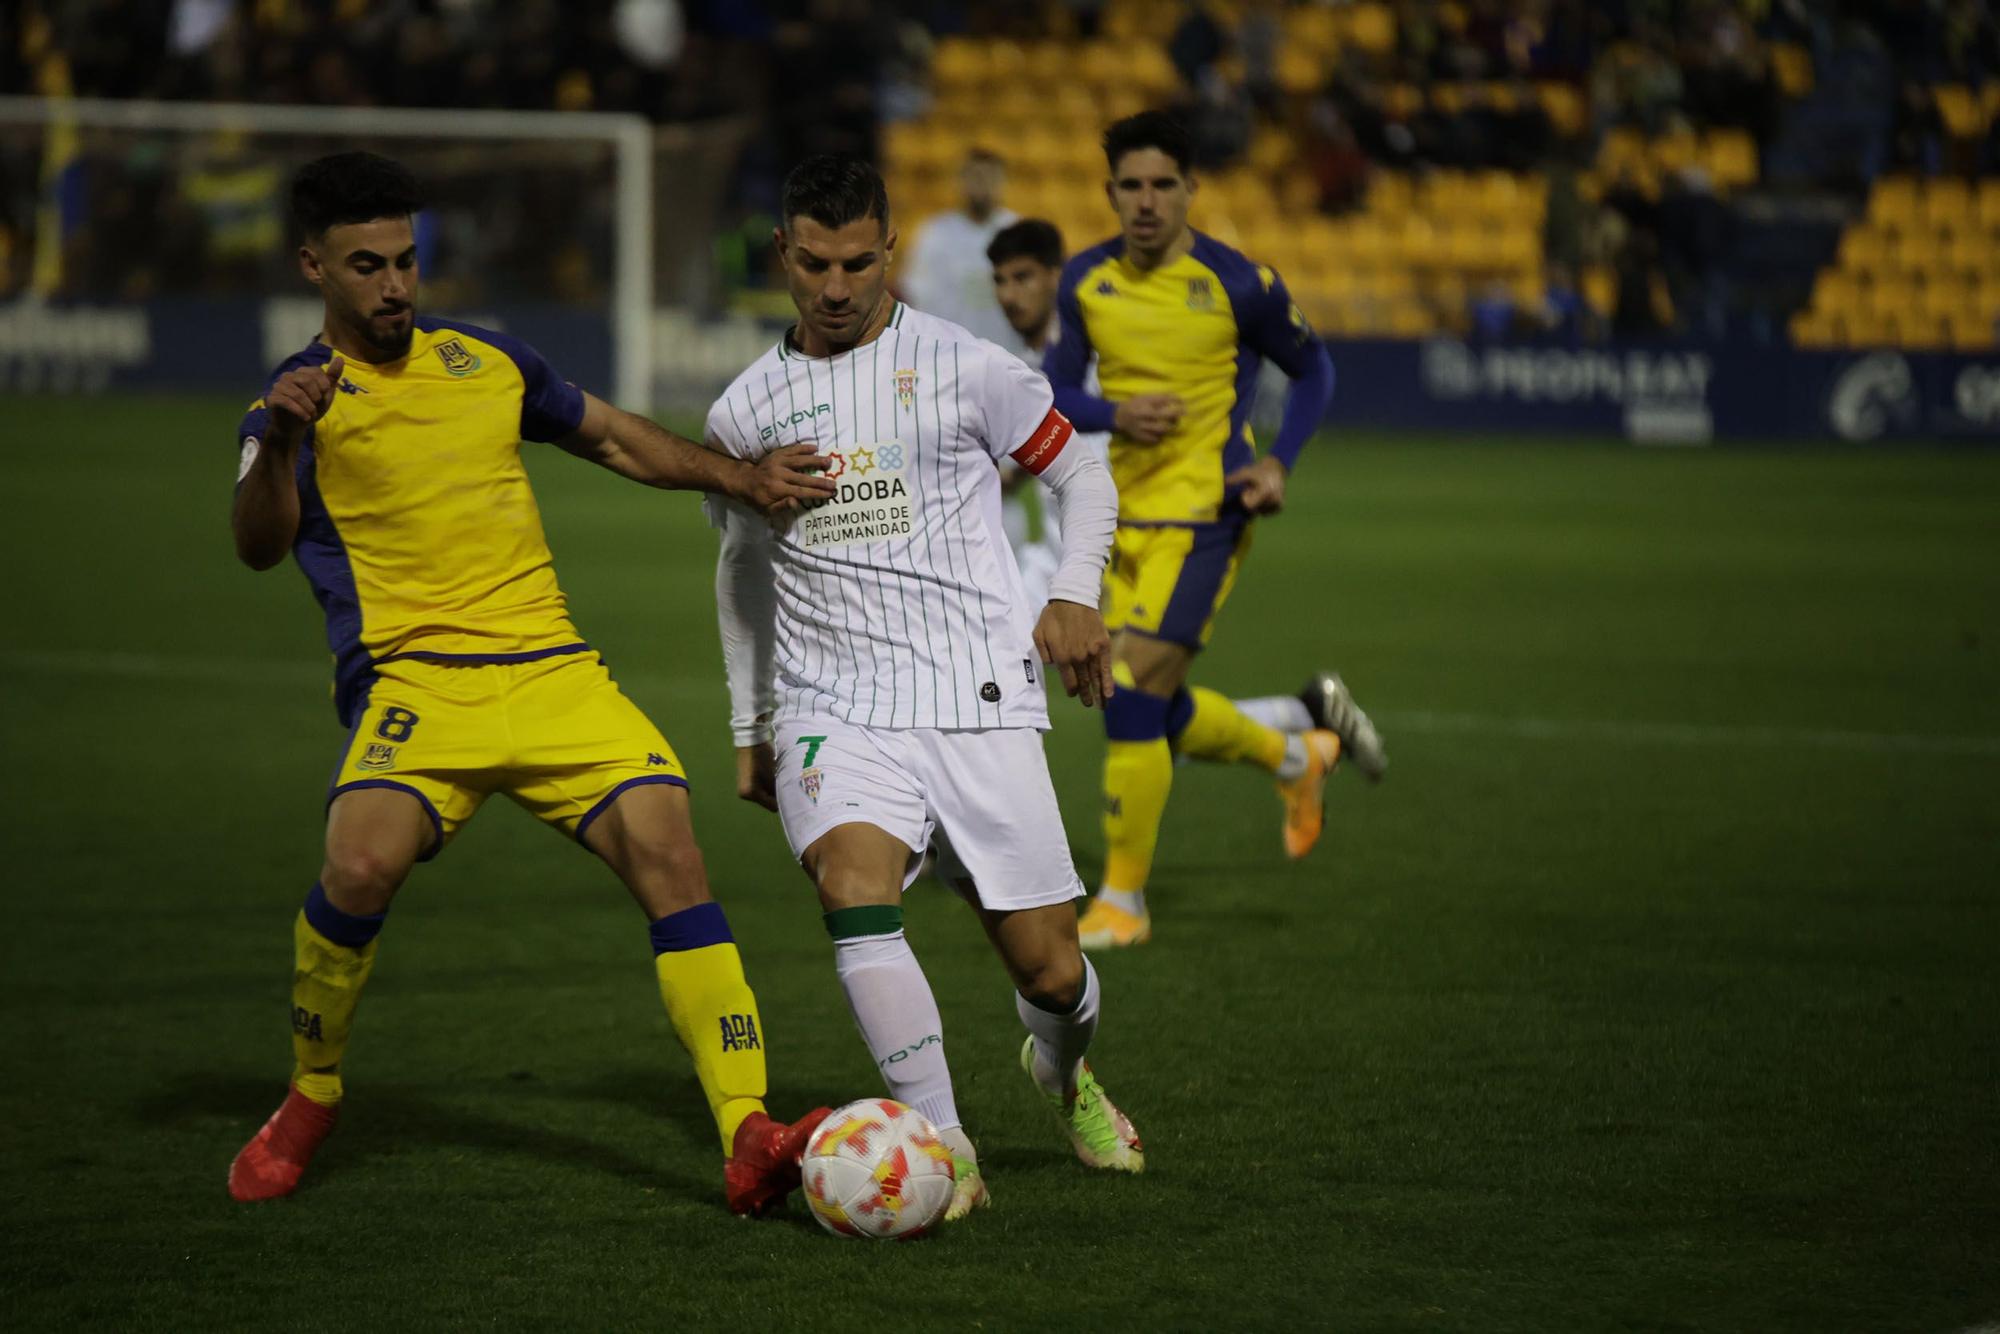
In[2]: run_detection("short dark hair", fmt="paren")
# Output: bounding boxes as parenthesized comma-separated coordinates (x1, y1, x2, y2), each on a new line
(290, 151, 422, 239)
(781, 154, 890, 232)
(1102, 110, 1193, 176)
(987, 218, 1065, 270)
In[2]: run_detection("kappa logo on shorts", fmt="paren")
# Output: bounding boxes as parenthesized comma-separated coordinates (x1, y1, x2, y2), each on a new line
(646, 752, 671, 767)
(356, 742, 399, 771)
(434, 338, 482, 376)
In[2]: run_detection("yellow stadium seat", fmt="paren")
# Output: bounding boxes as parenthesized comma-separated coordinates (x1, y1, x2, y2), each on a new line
(1932, 85, 1985, 138)
(1276, 45, 1326, 96)
(1703, 130, 1759, 189)
(1345, 3, 1397, 55)
(1943, 230, 1990, 276)
(1948, 310, 1996, 350)
(1868, 176, 1923, 230)
(1286, 5, 1341, 58)
(1836, 225, 1891, 271)
(1860, 277, 1915, 319)
(1390, 215, 1440, 267)
(1386, 300, 1434, 338)
(1652, 131, 1700, 176)
(1811, 270, 1862, 317)
(931, 38, 986, 90)
(1974, 179, 2000, 231)
(1790, 310, 1838, 348)
(1582, 265, 1616, 316)
(1772, 43, 1814, 97)
(1923, 177, 1974, 228)
(1534, 82, 1587, 137)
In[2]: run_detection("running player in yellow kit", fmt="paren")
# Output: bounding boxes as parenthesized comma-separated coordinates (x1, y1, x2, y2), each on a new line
(1045, 113, 1389, 949)
(226, 151, 837, 1211)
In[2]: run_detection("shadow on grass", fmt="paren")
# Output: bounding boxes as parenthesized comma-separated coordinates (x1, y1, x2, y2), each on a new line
(134, 1073, 714, 1206)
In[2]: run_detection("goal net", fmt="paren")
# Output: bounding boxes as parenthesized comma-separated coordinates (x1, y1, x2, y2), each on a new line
(0, 96, 661, 406)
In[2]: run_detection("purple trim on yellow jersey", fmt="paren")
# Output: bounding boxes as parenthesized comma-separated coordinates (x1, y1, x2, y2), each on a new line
(1046, 236, 1124, 433)
(293, 432, 376, 727)
(574, 774, 690, 846)
(328, 779, 445, 861)
(417, 315, 585, 442)
(373, 642, 592, 669)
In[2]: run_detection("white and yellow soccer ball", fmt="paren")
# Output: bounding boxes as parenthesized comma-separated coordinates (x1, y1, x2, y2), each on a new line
(800, 1098, 956, 1239)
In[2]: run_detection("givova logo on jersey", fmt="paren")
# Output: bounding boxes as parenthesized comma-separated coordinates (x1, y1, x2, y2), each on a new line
(794, 441, 914, 550)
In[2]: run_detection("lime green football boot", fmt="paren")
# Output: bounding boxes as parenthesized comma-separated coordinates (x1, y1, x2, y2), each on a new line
(1019, 1037, 1145, 1173)
(945, 1154, 990, 1221)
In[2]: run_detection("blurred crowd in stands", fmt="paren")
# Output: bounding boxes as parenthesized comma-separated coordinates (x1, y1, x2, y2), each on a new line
(3, 0, 1997, 343)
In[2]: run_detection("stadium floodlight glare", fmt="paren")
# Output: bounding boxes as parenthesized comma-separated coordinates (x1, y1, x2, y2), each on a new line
(0, 95, 653, 408)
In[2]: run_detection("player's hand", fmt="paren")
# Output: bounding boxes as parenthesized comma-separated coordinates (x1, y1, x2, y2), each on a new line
(739, 444, 838, 516)
(1225, 455, 1289, 515)
(735, 742, 778, 811)
(1034, 599, 1115, 708)
(263, 355, 345, 447)
(1113, 393, 1184, 445)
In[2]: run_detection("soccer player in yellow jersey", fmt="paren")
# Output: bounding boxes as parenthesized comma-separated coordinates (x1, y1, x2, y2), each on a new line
(226, 152, 838, 1211)
(1046, 113, 1390, 949)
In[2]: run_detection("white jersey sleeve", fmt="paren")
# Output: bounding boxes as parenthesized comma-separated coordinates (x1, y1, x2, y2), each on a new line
(969, 342, 1060, 464)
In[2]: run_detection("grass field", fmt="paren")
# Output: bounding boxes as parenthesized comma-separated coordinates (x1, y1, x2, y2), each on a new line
(2, 395, 1996, 1332)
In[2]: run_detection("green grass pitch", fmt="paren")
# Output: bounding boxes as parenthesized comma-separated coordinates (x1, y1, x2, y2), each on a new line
(2, 395, 1995, 1331)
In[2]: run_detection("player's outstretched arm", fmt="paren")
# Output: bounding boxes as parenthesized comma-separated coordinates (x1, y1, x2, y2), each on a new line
(559, 392, 836, 514)
(232, 355, 343, 570)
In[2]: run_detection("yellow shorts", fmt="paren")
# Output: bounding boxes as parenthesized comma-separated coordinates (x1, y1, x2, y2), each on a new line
(1101, 518, 1254, 651)
(328, 651, 686, 859)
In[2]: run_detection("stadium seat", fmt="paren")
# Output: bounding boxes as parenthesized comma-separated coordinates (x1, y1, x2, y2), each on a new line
(1536, 82, 1589, 137)
(1947, 310, 1997, 350)
(1922, 178, 1974, 228)
(1703, 130, 1759, 189)
(1771, 43, 1814, 97)
(1867, 176, 1923, 230)
(1931, 85, 1985, 139)
(1344, 3, 1397, 55)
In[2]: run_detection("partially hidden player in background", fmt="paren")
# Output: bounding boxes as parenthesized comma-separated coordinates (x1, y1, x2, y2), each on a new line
(898, 146, 1019, 347)
(227, 151, 836, 1212)
(706, 156, 1141, 1222)
(1046, 112, 1391, 950)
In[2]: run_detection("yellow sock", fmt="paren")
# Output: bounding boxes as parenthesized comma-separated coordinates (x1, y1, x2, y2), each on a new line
(289, 911, 379, 1107)
(1101, 736, 1174, 894)
(654, 934, 769, 1154)
(1174, 685, 1288, 772)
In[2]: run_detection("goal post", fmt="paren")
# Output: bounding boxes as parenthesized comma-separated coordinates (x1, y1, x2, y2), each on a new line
(0, 95, 654, 407)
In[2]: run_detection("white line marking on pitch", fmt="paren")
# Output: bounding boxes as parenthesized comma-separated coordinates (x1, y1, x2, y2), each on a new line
(4, 648, 1996, 760)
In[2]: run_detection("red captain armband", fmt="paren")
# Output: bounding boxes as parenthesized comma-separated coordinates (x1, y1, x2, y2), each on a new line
(1009, 408, 1075, 476)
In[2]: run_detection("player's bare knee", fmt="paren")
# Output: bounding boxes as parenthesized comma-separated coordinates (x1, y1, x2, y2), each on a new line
(1014, 946, 1084, 1012)
(318, 846, 409, 914)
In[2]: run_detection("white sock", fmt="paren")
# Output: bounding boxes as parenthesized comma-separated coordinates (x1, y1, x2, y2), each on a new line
(1235, 694, 1313, 733)
(833, 931, 960, 1133)
(1096, 887, 1147, 917)
(1275, 733, 1310, 781)
(1015, 956, 1101, 1098)
(938, 1125, 977, 1162)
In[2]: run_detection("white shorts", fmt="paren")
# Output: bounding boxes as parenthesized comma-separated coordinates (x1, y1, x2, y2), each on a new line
(772, 714, 1085, 912)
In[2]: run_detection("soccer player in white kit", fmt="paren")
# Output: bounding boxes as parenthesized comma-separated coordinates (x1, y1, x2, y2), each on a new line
(704, 156, 1144, 1221)
(899, 148, 1019, 347)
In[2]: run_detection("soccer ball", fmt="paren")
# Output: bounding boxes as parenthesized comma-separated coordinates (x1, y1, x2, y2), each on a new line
(800, 1098, 956, 1240)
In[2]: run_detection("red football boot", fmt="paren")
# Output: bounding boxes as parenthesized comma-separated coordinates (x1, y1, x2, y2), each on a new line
(229, 1086, 339, 1202)
(724, 1106, 833, 1217)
